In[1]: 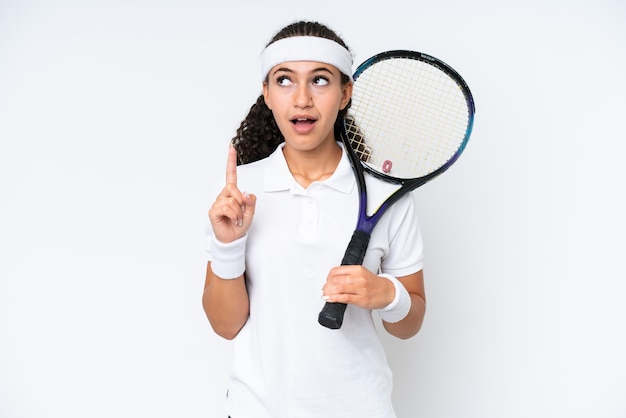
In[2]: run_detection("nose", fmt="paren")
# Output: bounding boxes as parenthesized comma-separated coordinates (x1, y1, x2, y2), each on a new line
(293, 83, 312, 108)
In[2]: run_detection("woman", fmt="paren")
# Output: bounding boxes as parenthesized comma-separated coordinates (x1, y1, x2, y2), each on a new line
(203, 20, 426, 418)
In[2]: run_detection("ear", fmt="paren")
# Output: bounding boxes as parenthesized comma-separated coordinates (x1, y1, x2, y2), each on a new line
(339, 82, 353, 111)
(262, 82, 271, 110)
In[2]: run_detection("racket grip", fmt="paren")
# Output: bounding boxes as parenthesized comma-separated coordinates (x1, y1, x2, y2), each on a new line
(318, 302, 348, 329)
(318, 230, 371, 329)
(340, 230, 371, 266)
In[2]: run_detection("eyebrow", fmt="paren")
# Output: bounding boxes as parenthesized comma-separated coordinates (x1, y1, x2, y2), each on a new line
(271, 66, 335, 77)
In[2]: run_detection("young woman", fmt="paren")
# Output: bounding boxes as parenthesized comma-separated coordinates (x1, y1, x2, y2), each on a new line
(203, 21, 426, 418)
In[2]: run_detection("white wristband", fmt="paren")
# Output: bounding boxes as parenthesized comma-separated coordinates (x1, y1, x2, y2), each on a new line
(378, 274, 411, 323)
(209, 234, 247, 279)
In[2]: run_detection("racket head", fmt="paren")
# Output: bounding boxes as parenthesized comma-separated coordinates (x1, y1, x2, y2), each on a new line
(343, 50, 475, 186)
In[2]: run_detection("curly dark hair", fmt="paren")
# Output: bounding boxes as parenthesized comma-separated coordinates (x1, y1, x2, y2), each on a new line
(231, 21, 353, 165)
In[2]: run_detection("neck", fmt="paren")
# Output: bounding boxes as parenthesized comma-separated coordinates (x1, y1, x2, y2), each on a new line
(283, 141, 342, 188)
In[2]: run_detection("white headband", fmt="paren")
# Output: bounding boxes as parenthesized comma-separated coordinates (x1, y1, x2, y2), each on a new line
(260, 36, 353, 82)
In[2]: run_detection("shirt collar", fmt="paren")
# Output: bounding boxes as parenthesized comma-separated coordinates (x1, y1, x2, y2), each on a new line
(264, 142, 355, 194)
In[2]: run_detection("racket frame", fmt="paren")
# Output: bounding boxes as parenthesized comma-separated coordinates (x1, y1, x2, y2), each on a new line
(318, 50, 475, 329)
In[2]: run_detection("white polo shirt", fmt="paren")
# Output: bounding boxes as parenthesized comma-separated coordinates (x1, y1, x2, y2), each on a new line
(206, 142, 424, 418)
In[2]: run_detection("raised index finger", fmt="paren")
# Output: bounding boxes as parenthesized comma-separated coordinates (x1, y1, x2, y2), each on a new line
(226, 144, 238, 185)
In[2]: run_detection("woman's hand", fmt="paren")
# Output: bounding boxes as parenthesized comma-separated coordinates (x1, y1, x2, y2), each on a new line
(323, 266, 426, 339)
(208, 145, 256, 243)
(321, 265, 396, 310)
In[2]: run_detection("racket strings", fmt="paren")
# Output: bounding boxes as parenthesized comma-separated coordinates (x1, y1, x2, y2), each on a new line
(345, 115, 372, 163)
(348, 57, 471, 178)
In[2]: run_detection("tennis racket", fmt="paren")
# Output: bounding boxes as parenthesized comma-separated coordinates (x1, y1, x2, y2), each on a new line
(318, 50, 475, 329)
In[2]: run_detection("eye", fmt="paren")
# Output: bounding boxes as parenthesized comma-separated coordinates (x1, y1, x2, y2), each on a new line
(276, 75, 293, 86)
(312, 76, 329, 86)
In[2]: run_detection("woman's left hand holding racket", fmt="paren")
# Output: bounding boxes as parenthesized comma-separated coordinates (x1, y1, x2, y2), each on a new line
(208, 145, 257, 244)
(322, 265, 396, 309)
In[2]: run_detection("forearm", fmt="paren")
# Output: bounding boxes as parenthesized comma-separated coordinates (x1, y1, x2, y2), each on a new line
(382, 293, 426, 339)
(380, 270, 426, 340)
(202, 262, 250, 340)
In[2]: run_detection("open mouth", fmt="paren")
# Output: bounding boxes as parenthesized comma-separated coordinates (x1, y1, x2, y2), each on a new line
(291, 117, 316, 126)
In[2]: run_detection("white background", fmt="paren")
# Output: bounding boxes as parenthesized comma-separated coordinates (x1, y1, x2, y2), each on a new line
(1, 1, 625, 417)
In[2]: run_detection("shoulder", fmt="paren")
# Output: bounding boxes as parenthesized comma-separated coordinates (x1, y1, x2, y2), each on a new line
(237, 157, 267, 175)
(236, 145, 285, 192)
(234, 159, 266, 195)
(364, 175, 417, 215)
(238, 144, 283, 173)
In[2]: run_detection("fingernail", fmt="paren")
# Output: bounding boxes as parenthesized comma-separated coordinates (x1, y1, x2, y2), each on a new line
(243, 191, 250, 199)
(321, 295, 330, 301)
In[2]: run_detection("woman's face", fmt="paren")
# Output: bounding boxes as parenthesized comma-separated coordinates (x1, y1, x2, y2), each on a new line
(263, 61, 352, 153)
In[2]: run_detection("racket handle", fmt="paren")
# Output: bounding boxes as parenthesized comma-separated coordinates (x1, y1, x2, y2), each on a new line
(318, 230, 371, 329)
(318, 302, 348, 329)
(340, 230, 371, 266)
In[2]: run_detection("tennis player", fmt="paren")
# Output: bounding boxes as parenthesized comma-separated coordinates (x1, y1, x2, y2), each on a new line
(203, 20, 426, 418)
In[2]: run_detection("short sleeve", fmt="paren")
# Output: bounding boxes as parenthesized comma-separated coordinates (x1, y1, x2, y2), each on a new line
(380, 192, 424, 277)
